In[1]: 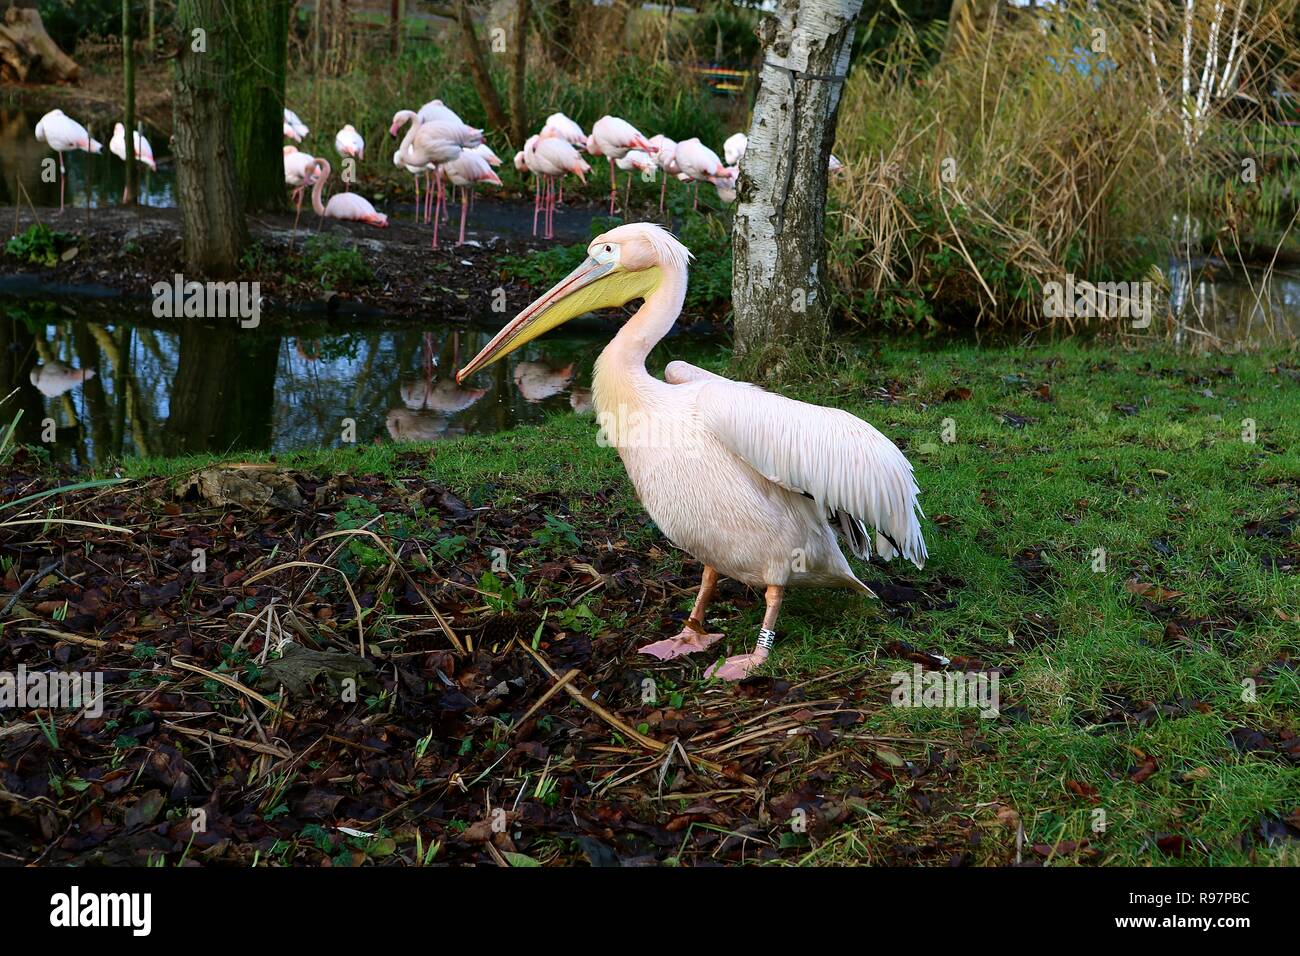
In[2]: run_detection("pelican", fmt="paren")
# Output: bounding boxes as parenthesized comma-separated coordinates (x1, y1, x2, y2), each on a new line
(458, 224, 928, 680)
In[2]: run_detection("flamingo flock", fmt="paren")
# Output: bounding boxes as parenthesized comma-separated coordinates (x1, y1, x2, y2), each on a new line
(33, 99, 842, 252)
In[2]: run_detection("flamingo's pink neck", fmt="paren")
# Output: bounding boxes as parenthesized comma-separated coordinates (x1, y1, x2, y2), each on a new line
(395, 112, 421, 164)
(310, 160, 330, 216)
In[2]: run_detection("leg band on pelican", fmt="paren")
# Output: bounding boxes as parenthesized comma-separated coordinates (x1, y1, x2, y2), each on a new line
(756, 628, 777, 651)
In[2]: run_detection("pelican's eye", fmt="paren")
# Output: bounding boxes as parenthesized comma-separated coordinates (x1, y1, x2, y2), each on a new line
(591, 242, 620, 267)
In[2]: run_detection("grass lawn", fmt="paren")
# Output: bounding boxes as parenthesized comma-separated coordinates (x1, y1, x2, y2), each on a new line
(6, 339, 1298, 865)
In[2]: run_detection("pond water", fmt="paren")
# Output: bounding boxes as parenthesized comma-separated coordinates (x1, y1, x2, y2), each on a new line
(1168, 258, 1300, 348)
(0, 108, 175, 209)
(0, 297, 721, 469)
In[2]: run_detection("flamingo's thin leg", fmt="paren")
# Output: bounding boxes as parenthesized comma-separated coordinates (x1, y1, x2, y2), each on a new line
(457, 186, 469, 245)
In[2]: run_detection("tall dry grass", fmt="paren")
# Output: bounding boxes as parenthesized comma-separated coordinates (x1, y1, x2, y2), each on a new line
(830, 1, 1298, 328)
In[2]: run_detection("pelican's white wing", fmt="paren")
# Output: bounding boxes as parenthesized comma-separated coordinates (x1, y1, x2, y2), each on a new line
(672, 362, 927, 568)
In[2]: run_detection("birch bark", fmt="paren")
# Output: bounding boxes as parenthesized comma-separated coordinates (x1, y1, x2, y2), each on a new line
(731, 0, 862, 373)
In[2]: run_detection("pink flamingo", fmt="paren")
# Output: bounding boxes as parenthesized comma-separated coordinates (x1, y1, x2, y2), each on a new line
(391, 110, 474, 247)
(531, 134, 590, 240)
(284, 108, 309, 141)
(586, 116, 655, 215)
(615, 148, 656, 213)
(674, 138, 731, 210)
(34, 109, 102, 212)
(470, 143, 502, 167)
(542, 113, 586, 201)
(393, 147, 430, 222)
(441, 151, 502, 245)
(542, 112, 587, 147)
(284, 145, 319, 235)
(284, 146, 318, 205)
(714, 166, 739, 205)
(647, 134, 679, 217)
(334, 124, 364, 190)
(309, 158, 388, 228)
(110, 123, 156, 171)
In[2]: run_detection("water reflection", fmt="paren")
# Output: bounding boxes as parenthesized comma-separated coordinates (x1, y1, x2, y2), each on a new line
(1168, 258, 1300, 347)
(0, 299, 708, 468)
(0, 108, 174, 209)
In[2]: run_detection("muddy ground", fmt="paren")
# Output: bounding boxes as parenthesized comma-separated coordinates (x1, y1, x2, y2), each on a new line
(0, 456, 982, 866)
(2, 196, 616, 323)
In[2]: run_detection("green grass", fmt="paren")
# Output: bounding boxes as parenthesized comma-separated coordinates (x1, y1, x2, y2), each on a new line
(120, 339, 1300, 864)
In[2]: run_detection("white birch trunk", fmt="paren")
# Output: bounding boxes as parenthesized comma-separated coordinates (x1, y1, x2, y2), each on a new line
(731, 0, 863, 370)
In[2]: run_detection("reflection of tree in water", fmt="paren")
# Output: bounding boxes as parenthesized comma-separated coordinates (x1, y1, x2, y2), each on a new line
(161, 325, 281, 455)
(3, 304, 678, 460)
(0, 311, 44, 448)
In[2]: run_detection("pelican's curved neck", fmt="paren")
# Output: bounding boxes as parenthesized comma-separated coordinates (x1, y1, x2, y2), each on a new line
(604, 263, 687, 370)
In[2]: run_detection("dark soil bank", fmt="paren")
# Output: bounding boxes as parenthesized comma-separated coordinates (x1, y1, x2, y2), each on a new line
(1, 198, 608, 323)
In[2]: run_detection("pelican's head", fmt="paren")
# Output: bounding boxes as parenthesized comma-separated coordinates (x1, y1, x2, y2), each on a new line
(457, 223, 690, 383)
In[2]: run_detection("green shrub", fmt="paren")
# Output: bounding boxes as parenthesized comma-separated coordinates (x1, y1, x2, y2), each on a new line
(300, 236, 374, 290)
(4, 224, 78, 268)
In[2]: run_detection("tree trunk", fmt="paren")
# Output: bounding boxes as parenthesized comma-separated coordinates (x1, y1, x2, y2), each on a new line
(545, 0, 575, 68)
(172, 0, 248, 276)
(731, 0, 861, 375)
(0, 6, 81, 83)
(163, 326, 280, 455)
(454, 0, 510, 136)
(122, 0, 138, 205)
(229, 0, 291, 211)
(508, 0, 529, 147)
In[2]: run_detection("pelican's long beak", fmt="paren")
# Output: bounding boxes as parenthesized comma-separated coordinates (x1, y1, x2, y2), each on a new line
(456, 255, 617, 383)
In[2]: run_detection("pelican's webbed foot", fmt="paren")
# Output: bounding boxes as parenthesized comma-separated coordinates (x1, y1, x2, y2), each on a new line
(704, 625, 776, 682)
(639, 621, 724, 661)
(704, 650, 769, 681)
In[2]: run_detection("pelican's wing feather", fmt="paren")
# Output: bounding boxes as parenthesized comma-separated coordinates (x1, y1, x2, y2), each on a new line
(692, 377, 927, 568)
(664, 360, 729, 385)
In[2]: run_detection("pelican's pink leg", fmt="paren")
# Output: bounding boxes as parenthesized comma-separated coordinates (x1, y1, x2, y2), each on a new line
(624, 172, 632, 213)
(640, 567, 725, 661)
(608, 158, 616, 215)
(705, 585, 783, 681)
(558, 181, 564, 205)
(413, 174, 420, 223)
(693, 181, 699, 211)
(59, 153, 66, 213)
(457, 186, 469, 245)
(659, 176, 667, 219)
